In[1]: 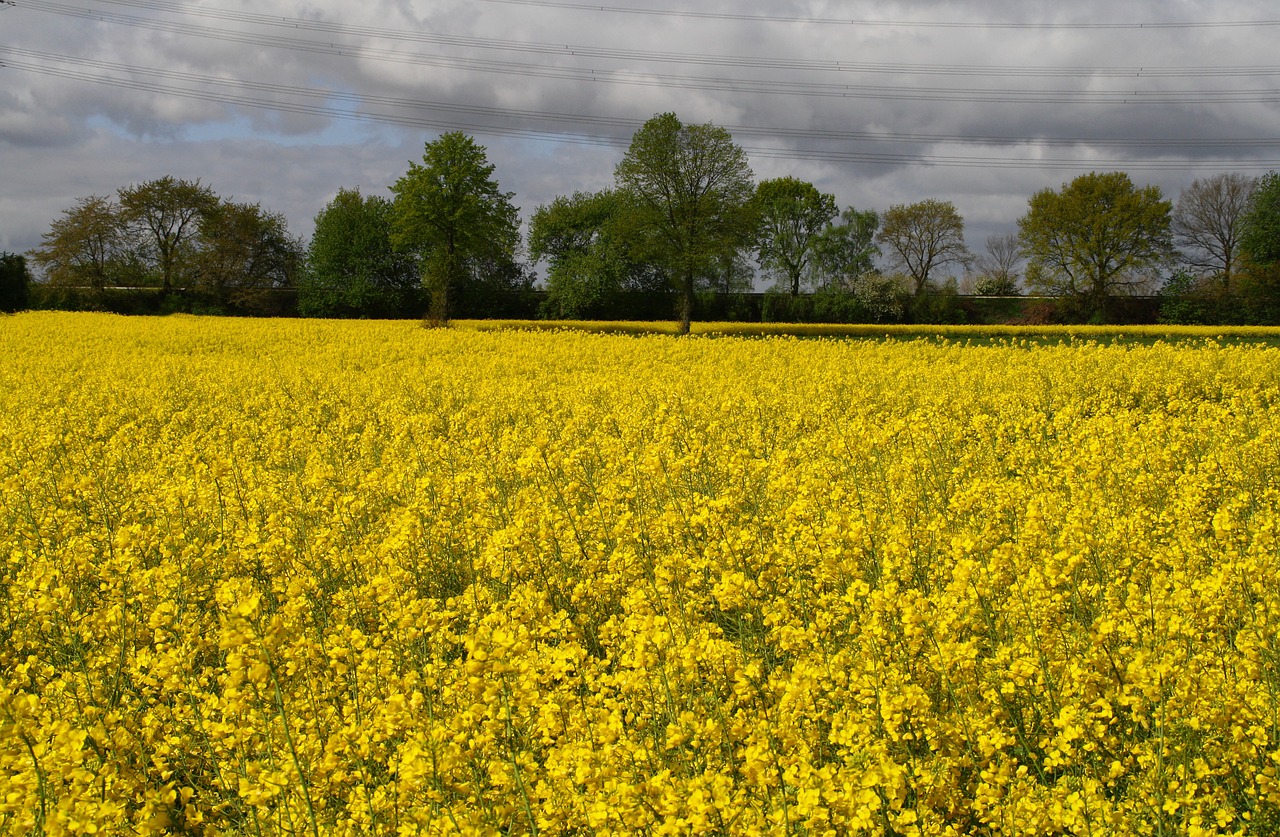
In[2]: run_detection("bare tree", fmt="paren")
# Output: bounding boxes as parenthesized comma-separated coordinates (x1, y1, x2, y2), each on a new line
(1172, 173, 1255, 287)
(972, 233, 1023, 295)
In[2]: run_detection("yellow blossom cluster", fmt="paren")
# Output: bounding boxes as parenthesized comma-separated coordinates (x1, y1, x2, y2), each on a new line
(1, 311, 1279, 836)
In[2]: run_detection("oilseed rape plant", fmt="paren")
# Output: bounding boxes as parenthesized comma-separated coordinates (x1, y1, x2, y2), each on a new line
(1, 312, 1279, 836)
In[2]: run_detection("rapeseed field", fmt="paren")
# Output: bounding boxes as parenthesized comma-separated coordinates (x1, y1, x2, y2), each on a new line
(1, 312, 1278, 836)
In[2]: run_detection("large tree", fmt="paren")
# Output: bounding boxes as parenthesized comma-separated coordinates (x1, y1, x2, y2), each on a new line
(1240, 170, 1280, 269)
(27, 195, 134, 291)
(195, 201, 303, 307)
(528, 189, 666, 319)
(876, 199, 971, 296)
(0, 251, 30, 312)
(1019, 171, 1173, 316)
(614, 112, 755, 334)
(811, 206, 880, 288)
(390, 132, 520, 323)
(1173, 172, 1255, 287)
(118, 176, 218, 294)
(1236, 170, 1280, 319)
(752, 177, 837, 295)
(302, 188, 419, 317)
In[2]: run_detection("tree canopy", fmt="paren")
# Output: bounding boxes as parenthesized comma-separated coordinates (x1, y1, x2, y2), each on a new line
(752, 177, 837, 295)
(119, 176, 219, 294)
(0, 251, 30, 312)
(1240, 171, 1280, 269)
(876, 199, 970, 296)
(1019, 171, 1172, 317)
(811, 207, 880, 288)
(528, 189, 667, 319)
(614, 112, 755, 333)
(302, 188, 418, 317)
(28, 195, 135, 292)
(972, 233, 1023, 296)
(195, 201, 303, 307)
(390, 132, 521, 323)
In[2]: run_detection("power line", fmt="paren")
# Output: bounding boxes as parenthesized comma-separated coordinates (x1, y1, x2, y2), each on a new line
(13, 1, 1280, 104)
(4, 46, 1277, 150)
(23, 0, 1280, 78)
(5, 48, 1278, 171)
(470, 0, 1280, 29)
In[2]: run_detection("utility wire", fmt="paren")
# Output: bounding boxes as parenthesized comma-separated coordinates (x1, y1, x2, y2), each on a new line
(4, 46, 1277, 150)
(5, 48, 1278, 170)
(11, 1, 1280, 103)
(470, 0, 1280, 29)
(20, 0, 1280, 78)
(5, 1, 1279, 169)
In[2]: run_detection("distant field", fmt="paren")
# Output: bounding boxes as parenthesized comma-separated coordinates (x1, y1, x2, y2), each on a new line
(2, 312, 1279, 835)
(460, 317, 1280, 343)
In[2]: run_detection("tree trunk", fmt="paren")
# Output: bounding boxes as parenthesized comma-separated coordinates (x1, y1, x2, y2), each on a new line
(679, 271, 693, 335)
(425, 249, 454, 326)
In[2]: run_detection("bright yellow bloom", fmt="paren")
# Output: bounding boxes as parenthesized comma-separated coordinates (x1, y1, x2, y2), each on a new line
(2, 311, 1279, 835)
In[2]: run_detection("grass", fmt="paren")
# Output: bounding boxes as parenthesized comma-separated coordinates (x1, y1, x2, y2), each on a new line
(456, 318, 1280, 344)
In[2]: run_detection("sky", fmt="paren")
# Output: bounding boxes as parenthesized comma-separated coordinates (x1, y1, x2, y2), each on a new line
(3, 0, 1280, 283)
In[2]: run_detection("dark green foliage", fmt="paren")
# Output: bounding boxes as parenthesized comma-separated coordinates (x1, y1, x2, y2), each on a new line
(451, 251, 536, 318)
(0, 251, 30, 312)
(1158, 271, 1231, 325)
(390, 132, 522, 323)
(529, 190, 666, 319)
(614, 113, 755, 333)
(196, 201, 303, 311)
(906, 278, 966, 324)
(811, 207, 881, 287)
(752, 177, 837, 295)
(761, 273, 905, 324)
(301, 189, 418, 318)
(1240, 171, 1280, 268)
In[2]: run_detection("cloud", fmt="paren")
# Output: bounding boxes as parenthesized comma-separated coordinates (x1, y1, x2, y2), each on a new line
(3, 0, 1278, 265)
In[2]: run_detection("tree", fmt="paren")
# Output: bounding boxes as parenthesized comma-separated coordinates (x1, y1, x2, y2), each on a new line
(1240, 171, 1280, 268)
(195, 201, 303, 309)
(614, 112, 755, 334)
(118, 176, 218, 294)
(972, 233, 1023, 295)
(390, 132, 520, 323)
(0, 251, 30, 312)
(1237, 171, 1280, 321)
(529, 189, 666, 319)
(875, 199, 971, 296)
(27, 195, 135, 292)
(752, 177, 837, 295)
(1018, 171, 1173, 317)
(1173, 173, 1255, 287)
(301, 188, 418, 317)
(811, 206, 880, 288)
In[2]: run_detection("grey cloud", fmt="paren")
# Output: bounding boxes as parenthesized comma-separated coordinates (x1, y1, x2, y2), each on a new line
(3, 0, 1278, 270)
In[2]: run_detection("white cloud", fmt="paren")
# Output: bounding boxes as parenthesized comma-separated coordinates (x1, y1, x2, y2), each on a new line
(3, 0, 1278, 261)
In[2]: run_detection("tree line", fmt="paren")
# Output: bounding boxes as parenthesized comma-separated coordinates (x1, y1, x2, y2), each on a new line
(6, 113, 1280, 327)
